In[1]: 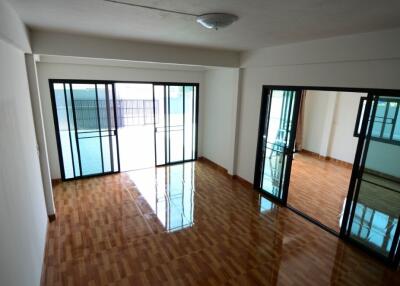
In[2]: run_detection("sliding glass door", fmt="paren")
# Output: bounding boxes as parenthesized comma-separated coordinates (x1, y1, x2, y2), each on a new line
(51, 81, 120, 180)
(154, 84, 198, 166)
(342, 93, 400, 266)
(51, 81, 198, 180)
(254, 88, 301, 203)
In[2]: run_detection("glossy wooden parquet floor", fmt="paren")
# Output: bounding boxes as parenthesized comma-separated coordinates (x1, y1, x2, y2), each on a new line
(287, 153, 352, 232)
(42, 161, 400, 286)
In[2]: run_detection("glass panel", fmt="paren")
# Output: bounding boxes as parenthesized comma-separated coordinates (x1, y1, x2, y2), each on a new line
(112, 136, 118, 171)
(193, 86, 197, 159)
(78, 137, 103, 175)
(349, 96, 400, 258)
(102, 136, 112, 173)
(65, 84, 80, 177)
(54, 83, 74, 179)
(261, 90, 296, 200)
(114, 83, 155, 171)
(262, 144, 284, 197)
(154, 85, 166, 165)
(72, 84, 103, 176)
(97, 84, 111, 172)
(169, 86, 184, 162)
(382, 102, 397, 139)
(371, 101, 386, 137)
(184, 86, 194, 160)
(394, 112, 400, 141)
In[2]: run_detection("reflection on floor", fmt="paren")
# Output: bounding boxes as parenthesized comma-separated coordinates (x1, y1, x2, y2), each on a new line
(350, 172, 400, 256)
(42, 161, 399, 285)
(288, 152, 352, 232)
(127, 164, 195, 232)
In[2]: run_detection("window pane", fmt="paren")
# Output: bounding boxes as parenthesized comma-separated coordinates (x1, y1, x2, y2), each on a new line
(349, 95, 400, 258)
(54, 84, 74, 179)
(184, 86, 194, 160)
(169, 86, 184, 162)
(72, 84, 103, 176)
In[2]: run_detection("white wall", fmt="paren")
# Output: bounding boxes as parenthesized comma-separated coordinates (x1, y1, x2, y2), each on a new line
(367, 141, 400, 178)
(302, 90, 336, 155)
(31, 30, 239, 68)
(202, 68, 240, 173)
(329, 92, 364, 163)
(0, 0, 30, 52)
(236, 28, 400, 182)
(25, 55, 55, 215)
(36, 61, 205, 179)
(0, 2, 48, 285)
(302, 90, 364, 163)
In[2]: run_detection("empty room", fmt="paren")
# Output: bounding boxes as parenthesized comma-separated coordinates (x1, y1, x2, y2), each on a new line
(1, 0, 400, 285)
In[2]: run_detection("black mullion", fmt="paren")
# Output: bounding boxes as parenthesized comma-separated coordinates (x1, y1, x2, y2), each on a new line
(278, 91, 294, 200)
(194, 85, 199, 159)
(168, 85, 171, 164)
(281, 90, 301, 204)
(392, 225, 400, 267)
(164, 85, 167, 165)
(112, 84, 121, 172)
(191, 86, 195, 160)
(95, 84, 105, 173)
(390, 103, 399, 140)
(69, 83, 83, 176)
(257, 88, 272, 190)
(395, 240, 400, 268)
(152, 84, 157, 166)
(183, 86, 185, 161)
(262, 89, 273, 190)
(388, 215, 400, 263)
(181, 164, 185, 227)
(105, 84, 114, 171)
(346, 95, 379, 237)
(63, 83, 76, 178)
(340, 93, 374, 237)
(49, 82, 66, 180)
(379, 101, 390, 138)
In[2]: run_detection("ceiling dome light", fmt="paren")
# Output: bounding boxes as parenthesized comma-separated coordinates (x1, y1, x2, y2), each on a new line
(196, 13, 238, 30)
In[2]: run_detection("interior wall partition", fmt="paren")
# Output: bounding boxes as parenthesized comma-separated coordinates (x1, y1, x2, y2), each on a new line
(254, 85, 400, 267)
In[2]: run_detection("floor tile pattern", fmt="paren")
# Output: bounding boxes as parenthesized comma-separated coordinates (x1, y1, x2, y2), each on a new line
(42, 161, 400, 285)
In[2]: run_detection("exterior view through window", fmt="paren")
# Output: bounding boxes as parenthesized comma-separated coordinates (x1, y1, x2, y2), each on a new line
(50, 80, 198, 180)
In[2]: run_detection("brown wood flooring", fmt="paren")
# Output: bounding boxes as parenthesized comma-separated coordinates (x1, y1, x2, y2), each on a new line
(42, 161, 400, 285)
(288, 152, 352, 232)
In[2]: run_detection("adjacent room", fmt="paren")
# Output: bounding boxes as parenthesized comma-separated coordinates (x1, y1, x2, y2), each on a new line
(288, 90, 365, 232)
(1, 1, 400, 285)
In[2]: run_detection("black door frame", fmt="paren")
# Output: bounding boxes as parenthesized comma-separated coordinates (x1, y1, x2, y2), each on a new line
(342, 93, 400, 267)
(49, 79, 199, 181)
(49, 80, 121, 181)
(254, 84, 400, 268)
(253, 86, 302, 205)
(153, 83, 199, 167)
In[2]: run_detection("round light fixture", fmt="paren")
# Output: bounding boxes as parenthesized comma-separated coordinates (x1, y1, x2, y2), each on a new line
(196, 13, 238, 30)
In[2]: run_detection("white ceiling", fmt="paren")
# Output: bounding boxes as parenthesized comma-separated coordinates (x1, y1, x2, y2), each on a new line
(9, 0, 400, 51)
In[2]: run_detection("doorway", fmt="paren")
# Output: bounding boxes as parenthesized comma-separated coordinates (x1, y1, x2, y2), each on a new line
(287, 90, 366, 234)
(254, 86, 400, 267)
(50, 80, 199, 180)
